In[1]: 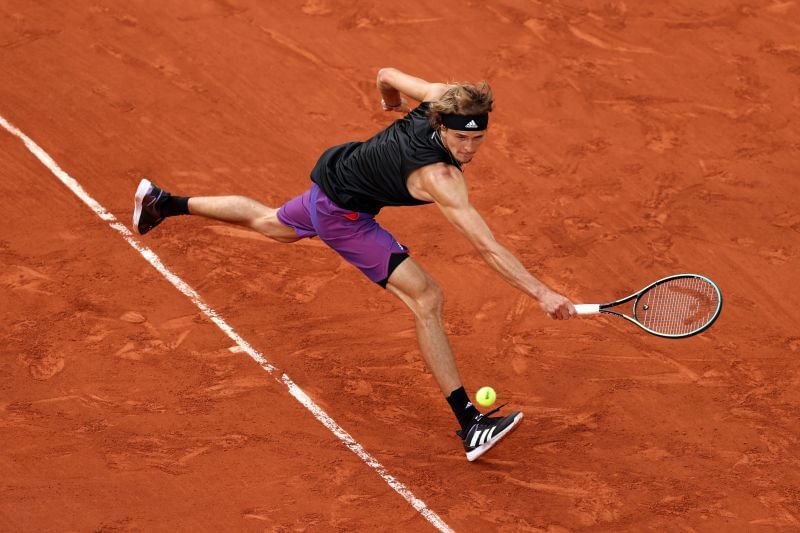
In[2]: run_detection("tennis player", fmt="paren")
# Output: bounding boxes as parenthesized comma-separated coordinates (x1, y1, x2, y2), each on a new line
(133, 68, 576, 461)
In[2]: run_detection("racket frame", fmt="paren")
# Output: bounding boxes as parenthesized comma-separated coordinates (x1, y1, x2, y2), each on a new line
(576, 273, 723, 339)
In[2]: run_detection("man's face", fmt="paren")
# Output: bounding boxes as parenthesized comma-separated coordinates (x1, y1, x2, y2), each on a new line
(440, 127, 487, 164)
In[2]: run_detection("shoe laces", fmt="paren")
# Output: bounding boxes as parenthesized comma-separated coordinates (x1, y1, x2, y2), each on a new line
(474, 403, 507, 424)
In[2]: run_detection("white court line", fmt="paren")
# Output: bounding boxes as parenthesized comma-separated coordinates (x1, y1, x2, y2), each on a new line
(0, 114, 453, 533)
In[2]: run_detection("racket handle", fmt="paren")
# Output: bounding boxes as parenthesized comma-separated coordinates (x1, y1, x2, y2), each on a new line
(574, 304, 601, 315)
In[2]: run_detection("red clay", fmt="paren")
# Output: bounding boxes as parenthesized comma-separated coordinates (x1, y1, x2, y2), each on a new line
(2, 1, 799, 531)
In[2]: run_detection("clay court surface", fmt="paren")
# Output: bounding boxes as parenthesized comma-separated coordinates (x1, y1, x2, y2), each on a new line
(2, 1, 799, 531)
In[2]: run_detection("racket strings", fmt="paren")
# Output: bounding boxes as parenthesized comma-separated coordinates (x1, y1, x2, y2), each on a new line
(637, 277, 719, 336)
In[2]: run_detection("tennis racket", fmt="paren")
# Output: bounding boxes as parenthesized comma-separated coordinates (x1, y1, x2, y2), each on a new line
(574, 273, 722, 338)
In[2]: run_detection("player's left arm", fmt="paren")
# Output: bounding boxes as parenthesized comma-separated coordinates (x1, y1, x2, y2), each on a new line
(423, 166, 575, 319)
(375, 68, 450, 113)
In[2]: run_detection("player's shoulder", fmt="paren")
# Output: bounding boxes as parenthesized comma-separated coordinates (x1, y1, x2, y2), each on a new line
(420, 161, 464, 184)
(408, 162, 465, 204)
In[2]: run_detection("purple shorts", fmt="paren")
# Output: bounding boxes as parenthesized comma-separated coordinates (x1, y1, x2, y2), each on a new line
(277, 184, 409, 286)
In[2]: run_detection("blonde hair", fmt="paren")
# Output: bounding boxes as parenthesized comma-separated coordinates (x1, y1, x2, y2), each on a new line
(427, 81, 494, 129)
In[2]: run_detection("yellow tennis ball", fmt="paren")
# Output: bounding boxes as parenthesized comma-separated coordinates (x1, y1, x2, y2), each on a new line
(475, 386, 496, 407)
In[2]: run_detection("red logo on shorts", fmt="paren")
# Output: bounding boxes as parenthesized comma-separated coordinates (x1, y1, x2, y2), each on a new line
(343, 212, 359, 221)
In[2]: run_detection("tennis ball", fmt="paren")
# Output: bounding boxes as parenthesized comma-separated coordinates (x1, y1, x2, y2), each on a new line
(475, 386, 496, 407)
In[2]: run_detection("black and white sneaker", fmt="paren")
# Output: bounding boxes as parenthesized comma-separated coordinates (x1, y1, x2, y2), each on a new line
(133, 178, 169, 235)
(457, 407, 523, 462)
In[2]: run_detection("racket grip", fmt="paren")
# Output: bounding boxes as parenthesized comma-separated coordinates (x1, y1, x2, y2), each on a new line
(574, 304, 600, 315)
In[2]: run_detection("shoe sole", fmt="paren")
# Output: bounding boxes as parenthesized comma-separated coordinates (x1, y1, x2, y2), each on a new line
(132, 178, 153, 235)
(466, 412, 524, 462)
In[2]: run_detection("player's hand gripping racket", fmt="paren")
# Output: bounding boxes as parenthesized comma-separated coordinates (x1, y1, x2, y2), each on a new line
(574, 274, 722, 338)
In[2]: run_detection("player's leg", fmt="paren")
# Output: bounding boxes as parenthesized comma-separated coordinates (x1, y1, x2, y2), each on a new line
(384, 258, 463, 395)
(384, 258, 479, 429)
(187, 196, 299, 243)
(132, 178, 304, 242)
(385, 258, 524, 461)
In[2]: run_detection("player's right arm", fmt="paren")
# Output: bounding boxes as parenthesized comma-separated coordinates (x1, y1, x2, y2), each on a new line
(376, 68, 450, 112)
(414, 164, 575, 320)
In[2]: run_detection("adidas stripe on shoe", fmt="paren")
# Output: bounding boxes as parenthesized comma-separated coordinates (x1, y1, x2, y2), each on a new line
(457, 407, 523, 461)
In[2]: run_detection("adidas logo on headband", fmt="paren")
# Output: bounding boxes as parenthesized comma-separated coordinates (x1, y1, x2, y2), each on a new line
(441, 113, 489, 131)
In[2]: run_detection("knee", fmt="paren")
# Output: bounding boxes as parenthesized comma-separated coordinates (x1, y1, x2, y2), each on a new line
(411, 278, 444, 320)
(252, 210, 298, 243)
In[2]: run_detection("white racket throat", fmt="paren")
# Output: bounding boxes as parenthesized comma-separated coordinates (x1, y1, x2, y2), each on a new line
(574, 304, 600, 315)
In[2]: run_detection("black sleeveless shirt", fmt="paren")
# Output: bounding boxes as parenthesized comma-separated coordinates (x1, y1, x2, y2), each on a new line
(310, 102, 460, 215)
